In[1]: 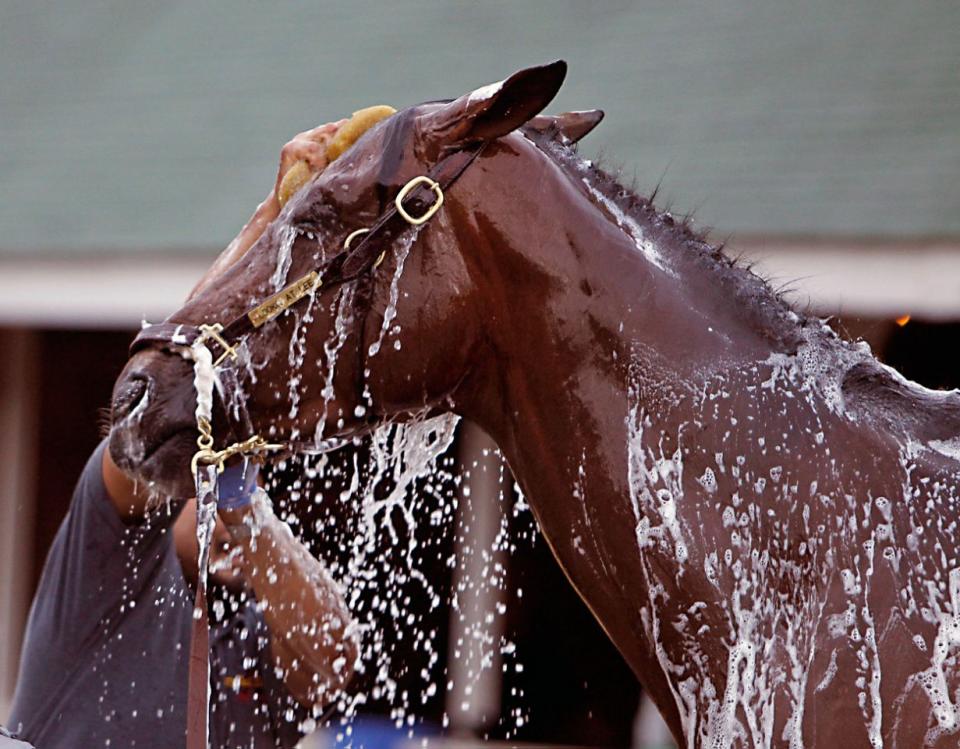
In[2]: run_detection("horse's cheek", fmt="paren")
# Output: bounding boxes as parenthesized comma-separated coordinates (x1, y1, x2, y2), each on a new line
(424, 299, 481, 384)
(373, 298, 475, 411)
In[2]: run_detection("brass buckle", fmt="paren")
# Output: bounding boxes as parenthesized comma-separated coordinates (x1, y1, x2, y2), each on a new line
(197, 323, 238, 367)
(395, 176, 444, 226)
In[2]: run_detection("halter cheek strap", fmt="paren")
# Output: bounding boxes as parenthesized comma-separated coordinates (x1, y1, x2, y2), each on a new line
(130, 142, 485, 473)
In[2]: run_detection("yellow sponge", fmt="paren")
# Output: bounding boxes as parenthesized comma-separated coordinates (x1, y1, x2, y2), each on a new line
(277, 160, 313, 208)
(277, 105, 396, 208)
(326, 105, 397, 163)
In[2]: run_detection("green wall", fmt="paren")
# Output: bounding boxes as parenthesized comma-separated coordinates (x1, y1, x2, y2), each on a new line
(2, 0, 958, 254)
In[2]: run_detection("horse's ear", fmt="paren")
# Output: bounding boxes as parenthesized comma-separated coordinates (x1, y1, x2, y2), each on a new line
(527, 109, 605, 144)
(422, 60, 567, 149)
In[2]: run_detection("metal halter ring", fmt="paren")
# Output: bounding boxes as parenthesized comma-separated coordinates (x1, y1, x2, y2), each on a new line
(343, 228, 370, 250)
(395, 176, 444, 226)
(344, 227, 386, 269)
(191, 431, 284, 477)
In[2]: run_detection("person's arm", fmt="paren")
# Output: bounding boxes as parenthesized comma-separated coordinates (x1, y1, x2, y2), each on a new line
(218, 490, 359, 711)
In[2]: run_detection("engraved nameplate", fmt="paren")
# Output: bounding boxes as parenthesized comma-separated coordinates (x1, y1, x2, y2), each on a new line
(248, 271, 320, 328)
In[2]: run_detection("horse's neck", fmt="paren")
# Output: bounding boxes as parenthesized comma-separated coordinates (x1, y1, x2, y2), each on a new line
(469, 159, 792, 498)
(458, 165, 934, 678)
(457, 172, 820, 674)
(453, 151, 960, 738)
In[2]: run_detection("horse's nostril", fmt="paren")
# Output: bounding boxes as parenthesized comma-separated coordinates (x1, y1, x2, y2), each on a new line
(113, 375, 150, 422)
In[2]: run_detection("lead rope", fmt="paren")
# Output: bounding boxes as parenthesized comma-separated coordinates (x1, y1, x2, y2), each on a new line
(187, 462, 218, 749)
(187, 372, 285, 749)
(187, 369, 280, 749)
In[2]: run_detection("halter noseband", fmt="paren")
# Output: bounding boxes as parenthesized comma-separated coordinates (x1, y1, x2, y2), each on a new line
(130, 143, 485, 476)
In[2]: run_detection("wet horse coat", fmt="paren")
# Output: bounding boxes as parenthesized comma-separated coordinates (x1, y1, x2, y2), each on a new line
(110, 62, 960, 747)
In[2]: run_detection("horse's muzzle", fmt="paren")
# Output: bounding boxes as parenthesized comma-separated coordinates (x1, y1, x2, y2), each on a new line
(108, 349, 199, 496)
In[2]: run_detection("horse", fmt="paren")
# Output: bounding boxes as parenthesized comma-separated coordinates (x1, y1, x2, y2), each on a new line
(109, 61, 960, 747)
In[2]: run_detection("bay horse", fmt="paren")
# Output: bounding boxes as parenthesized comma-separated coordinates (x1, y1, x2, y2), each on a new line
(110, 61, 960, 747)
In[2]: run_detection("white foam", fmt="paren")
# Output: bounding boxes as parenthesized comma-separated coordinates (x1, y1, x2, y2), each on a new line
(929, 438, 960, 463)
(917, 568, 960, 735)
(626, 392, 689, 565)
(698, 467, 718, 494)
(581, 178, 673, 275)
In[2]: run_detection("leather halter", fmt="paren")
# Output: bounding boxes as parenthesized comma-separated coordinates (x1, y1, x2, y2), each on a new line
(130, 143, 485, 473)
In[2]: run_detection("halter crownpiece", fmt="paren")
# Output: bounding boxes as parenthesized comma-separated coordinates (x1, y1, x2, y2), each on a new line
(131, 139, 486, 477)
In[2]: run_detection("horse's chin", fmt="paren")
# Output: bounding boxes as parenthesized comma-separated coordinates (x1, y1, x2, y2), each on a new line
(108, 426, 197, 500)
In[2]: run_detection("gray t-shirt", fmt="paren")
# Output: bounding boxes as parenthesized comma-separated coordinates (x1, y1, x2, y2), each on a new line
(8, 442, 308, 748)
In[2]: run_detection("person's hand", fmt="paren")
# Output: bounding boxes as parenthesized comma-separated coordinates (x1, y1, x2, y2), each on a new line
(275, 120, 347, 206)
(172, 496, 246, 589)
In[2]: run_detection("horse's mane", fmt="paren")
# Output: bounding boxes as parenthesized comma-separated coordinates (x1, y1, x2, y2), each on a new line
(526, 127, 960, 441)
(529, 127, 808, 352)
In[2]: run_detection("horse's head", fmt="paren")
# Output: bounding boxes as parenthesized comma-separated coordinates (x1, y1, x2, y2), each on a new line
(109, 61, 571, 496)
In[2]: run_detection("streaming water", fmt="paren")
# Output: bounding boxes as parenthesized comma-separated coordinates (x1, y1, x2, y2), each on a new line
(366, 229, 417, 359)
(270, 225, 299, 292)
(179, 231, 534, 745)
(260, 420, 535, 741)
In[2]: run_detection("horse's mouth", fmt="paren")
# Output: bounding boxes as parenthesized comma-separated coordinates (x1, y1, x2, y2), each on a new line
(109, 423, 197, 497)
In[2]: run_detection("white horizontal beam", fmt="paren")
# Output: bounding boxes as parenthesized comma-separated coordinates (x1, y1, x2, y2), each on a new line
(737, 237, 960, 320)
(0, 255, 213, 328)
(0, 238, 958, 328)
